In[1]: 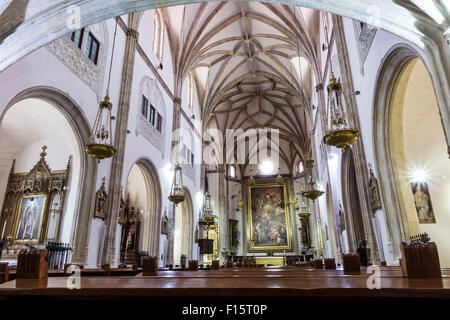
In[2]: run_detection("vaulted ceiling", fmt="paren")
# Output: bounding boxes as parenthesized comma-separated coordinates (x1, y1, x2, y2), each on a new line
(161, 1, 322, 174)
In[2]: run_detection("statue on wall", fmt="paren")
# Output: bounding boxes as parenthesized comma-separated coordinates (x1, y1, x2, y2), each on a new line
(93, 177, 108, 220)
(411, 181, 436, 224)
(338, 202, 345, 233)
(368, 163, 382, 213)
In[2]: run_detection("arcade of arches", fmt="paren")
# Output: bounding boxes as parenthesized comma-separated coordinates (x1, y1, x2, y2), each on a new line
(0, 0, 449, 302)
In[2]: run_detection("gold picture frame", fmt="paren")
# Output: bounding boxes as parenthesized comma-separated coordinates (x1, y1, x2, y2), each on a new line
(12, 193, 48, 243)
(247, 182, 292, 252)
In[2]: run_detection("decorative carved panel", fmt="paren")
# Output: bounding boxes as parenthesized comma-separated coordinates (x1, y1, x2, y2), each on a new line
(0, 146, 71, 245)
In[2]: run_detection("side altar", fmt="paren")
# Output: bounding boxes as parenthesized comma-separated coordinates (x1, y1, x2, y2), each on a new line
(0, 146, 71, 263)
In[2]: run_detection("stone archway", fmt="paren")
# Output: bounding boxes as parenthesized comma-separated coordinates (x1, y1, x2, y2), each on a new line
(373, 46, 450, 267)
(124, 157, 162, 257)
(173, 187, 194, 266)
(0, 86, 96, 265)
(341, 147, 365, 253)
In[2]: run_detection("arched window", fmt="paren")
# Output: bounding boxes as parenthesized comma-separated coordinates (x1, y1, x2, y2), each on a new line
(153, 9, 164, 61)
(229, 165, 236, 178)
(297, 161, 304, 174)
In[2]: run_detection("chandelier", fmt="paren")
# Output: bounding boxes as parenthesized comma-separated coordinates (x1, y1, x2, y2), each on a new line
(199, 174, 216, 225)
(323, 73, 360, 151)
(301, 175, 324, 202)
(85, 19, 118, 161)
(168, 164, 185, 205)
(85, 93, 116, 161)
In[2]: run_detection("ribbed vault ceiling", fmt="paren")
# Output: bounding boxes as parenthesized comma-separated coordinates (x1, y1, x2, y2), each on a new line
(161, 1, 321, 174)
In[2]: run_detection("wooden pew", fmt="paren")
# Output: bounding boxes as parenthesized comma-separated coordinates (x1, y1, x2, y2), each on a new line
(142, 256, 158, 276)
(343, 254, 360, 274)
(16, 249, 48, 279)
(324, 258, 336, 270)
(312, 259, 323, 269)
(211, 260, 220, 270)
(0, 262, 9, 284)
(400, 241, 441, 278)
(188, 260, 198, 271)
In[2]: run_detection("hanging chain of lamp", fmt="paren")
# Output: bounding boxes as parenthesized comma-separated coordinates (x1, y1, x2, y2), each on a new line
(85, 19, 119, 161)
(322, 25, 360, 151)
(168, 164, 185, 205)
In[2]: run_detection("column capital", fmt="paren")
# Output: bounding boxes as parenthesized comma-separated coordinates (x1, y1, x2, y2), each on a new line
(173, 97, 182, 105)
(126, 27, 139, 41)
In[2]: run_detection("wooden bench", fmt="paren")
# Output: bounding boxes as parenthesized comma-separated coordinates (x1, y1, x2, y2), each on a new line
(343, 254, 360, 274)
(0, 262, 9, 284)
(324, 258, 336, 269)
(16, 249, 48, 280)
(401, 241, 441, 278)
(142, 256, 158, 276)
(188, 260, 198, 271)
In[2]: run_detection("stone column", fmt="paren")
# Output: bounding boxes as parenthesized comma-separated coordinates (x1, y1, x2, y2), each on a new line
(102, 14, 140, 265)
(332, 15, 380, 264)
(217, 164, 227, 263)
(166, 97, 181, 266)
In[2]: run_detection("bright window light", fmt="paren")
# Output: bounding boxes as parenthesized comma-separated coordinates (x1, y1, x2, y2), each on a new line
(259, 160, 275, 175)
(410, 168, 428, 183)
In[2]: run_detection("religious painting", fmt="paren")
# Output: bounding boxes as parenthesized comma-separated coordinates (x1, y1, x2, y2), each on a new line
(247, 183, 292, 251)
(411, 181, 436, 224)
(13, 194, 48, 242)
(229, 219, 239, 249)
(94, 178, 108, 220)
(368, 166, 382, 212)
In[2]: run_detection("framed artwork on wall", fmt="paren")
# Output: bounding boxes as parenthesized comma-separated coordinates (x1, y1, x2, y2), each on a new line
(247, 182, 292, 251)
(13, 193, 48, 243)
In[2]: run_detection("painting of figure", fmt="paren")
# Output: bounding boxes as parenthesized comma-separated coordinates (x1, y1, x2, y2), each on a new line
(411, 181, 436, 224)
(15, 194, 47, 242)
(248, 184, 291, 251)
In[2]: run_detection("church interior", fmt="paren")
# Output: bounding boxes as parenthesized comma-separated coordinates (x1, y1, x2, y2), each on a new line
(0, 0, 449, 313)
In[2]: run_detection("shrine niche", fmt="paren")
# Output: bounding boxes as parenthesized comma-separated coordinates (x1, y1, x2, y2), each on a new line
(0, 146, 71, 245)
(119, 197, 141, 266)
(93, 178, 108, 220)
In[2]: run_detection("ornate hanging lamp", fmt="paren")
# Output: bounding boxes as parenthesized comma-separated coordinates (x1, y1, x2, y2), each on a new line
(199, 173, 216, 226)
(322, 73, 360, 151)
(301, 175, 324, 202)
(168, 164, 185, 205)
(86, 19, 119, 161)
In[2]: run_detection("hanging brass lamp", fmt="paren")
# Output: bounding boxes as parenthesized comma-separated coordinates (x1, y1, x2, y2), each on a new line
(301, 175, 324, 202)
(86, 19, 119, 161)
(168, 164, 185, 205)
(323, 73, 360, 151)
(85, 93, 116, 161)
